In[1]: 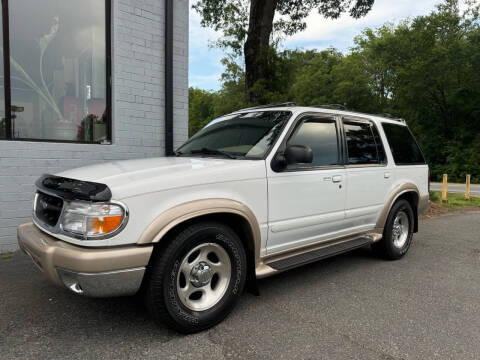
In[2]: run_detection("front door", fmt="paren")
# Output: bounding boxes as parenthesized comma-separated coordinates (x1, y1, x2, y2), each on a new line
(266, 114, 347, 254)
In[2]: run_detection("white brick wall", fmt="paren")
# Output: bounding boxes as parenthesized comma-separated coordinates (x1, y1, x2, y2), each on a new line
(172, 0, 189, 148)
(0, 0, 189, 253)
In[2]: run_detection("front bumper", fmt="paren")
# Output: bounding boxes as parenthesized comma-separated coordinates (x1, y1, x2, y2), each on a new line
(18, 222, 153, 297)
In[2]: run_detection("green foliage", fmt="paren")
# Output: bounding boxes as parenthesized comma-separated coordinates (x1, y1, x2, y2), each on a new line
(429, 191, 480, 210)
(429, 191, 442, 204)
(193, 0, 375, 103)
(193, 0, 249, 56)
(1, 253, 13, 260)
(193, 0, 375, 57)
(189, 0, 480, 182)
(188, 88, 219, 136)
(188, 57, 248, 136)
(350, 0, 480, 182)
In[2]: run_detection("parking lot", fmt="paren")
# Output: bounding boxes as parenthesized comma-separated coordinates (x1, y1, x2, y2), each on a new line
(1, 211, 479, 359)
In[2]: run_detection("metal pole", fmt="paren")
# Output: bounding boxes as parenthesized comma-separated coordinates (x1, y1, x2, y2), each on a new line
(2, 0, 12, 139)
(164, 0, 174, 156)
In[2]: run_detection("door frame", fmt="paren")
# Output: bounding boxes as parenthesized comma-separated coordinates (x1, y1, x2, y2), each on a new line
(269, 111, 346, 173)
(339, 115, 389, 169)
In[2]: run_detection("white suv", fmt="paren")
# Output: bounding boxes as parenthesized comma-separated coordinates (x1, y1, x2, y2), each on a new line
(18, 104, 429, 333)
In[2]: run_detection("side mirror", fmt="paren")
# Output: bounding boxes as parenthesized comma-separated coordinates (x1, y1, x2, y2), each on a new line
(271, 153, 287, 172)
(271, 145, 313, 172)
(284, 144, 313, 165)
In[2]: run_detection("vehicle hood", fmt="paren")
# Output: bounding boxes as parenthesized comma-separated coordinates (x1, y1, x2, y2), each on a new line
(56, 157, 267, 199)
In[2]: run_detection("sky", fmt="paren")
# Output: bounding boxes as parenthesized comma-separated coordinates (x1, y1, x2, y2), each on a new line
(188, 0, 456, 91)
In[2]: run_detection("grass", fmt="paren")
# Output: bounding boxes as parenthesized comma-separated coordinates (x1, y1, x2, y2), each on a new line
(1, 253, 14, 260)
(429, 190, 480, 210)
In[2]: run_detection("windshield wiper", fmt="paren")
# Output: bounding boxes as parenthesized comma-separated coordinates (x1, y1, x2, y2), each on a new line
(189, 147, 237, 159)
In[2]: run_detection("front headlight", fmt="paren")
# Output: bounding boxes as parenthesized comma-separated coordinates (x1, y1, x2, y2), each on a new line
(60, 201, 128, 239)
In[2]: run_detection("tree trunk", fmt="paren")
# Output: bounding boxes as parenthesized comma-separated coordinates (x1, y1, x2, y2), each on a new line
(244, 0, 277, 104)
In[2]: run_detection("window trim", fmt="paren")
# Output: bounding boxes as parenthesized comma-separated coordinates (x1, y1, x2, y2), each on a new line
(0, 0, 112, 144)
(341, 116, 388, 168)
(271, 112, 345, 173)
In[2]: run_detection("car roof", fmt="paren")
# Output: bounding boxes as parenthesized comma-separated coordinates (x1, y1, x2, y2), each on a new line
(230, 105, 407, 126)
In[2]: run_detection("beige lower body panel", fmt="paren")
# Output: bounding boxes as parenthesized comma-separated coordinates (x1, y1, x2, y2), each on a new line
(18, 222, 153, 292)
(255, 186, 427, 279)
(418, 194, 429, 215)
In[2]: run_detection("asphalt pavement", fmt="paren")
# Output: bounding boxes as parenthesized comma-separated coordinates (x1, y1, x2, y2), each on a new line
(1, 211, 479, 359)
(430, 182, 480, 196)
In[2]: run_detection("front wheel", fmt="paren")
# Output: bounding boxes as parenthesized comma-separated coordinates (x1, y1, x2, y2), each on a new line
(144, 221, 247, 333)
(373, 199, 414, 260)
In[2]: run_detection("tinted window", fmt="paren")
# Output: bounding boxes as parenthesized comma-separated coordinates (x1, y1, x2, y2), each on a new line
(344, 122, 379, 164)
(382, 123, 425, 165)
(288, 119, 338, 167)
(177, 111, 291, 159)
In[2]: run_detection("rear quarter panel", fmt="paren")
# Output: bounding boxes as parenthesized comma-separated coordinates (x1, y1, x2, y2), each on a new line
(393, 165, 429, 200)
(374, 119, 429, 223)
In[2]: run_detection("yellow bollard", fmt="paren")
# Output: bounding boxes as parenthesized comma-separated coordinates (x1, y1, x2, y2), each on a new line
(465, 174, 471, 201)
(442, 174, 448, 203)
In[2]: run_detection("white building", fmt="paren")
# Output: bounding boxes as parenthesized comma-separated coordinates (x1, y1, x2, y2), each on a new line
(0, 0, 189, 253)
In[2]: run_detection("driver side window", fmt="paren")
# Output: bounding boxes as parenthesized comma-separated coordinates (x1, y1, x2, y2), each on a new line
(287, 118, 339, 168)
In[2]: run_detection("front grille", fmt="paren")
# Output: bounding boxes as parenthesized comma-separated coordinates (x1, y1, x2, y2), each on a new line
(35, 192, 64, 227)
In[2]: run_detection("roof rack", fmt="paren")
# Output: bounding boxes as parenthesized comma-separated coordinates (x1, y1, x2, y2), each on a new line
(312, 104, 348, 111)
(375, 113, 406, 123)
(238, 102, 296, 111)
(376, 112, 394, 118)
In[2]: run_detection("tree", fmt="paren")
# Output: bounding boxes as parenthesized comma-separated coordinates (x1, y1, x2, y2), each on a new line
(287, 49, 343, 106)
(188, 88, 219, 136)
(351, 0, 480, 181)
(189, 0, 480, 182)
(194, 0, 375, 104)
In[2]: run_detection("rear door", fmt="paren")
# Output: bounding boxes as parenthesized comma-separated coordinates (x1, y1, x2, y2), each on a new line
(266, 113, 347, 254)
(342, 117, 392, 232)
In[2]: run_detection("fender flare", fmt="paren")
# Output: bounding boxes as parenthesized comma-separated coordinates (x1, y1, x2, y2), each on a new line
(375, 183, 422, 231)
(137, 198, 262, 264)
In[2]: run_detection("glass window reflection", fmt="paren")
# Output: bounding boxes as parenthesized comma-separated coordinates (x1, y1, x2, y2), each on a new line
(8, 0, 108, 142)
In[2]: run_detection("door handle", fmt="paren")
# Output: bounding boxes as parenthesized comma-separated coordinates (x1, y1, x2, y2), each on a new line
(384, 172, 391, 179)
(332, 175, 342, 183)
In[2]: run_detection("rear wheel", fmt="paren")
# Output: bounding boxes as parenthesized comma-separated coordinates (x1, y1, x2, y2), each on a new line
(373, 199, 414, 260)
(144, 221, 247, 333)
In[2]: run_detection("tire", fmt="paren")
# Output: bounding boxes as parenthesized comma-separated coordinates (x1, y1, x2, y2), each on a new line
(373, 199, 415, 260)
(144, 221, 247, 333)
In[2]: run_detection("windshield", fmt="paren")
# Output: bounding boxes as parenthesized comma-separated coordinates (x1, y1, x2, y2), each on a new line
(176, 111, 292, 159)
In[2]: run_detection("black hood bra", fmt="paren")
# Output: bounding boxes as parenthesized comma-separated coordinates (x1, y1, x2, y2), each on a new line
(35, 174, 112, 202)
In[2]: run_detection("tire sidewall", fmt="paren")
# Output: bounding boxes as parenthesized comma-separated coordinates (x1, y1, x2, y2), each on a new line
(162, 223, 246, 330)
(384, 200, 414, 258)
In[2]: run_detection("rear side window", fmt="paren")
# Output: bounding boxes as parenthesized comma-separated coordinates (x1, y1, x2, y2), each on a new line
(382, 123, 425, 165)
(344, 121, 385, 165)
(288, 119, 339, 167)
